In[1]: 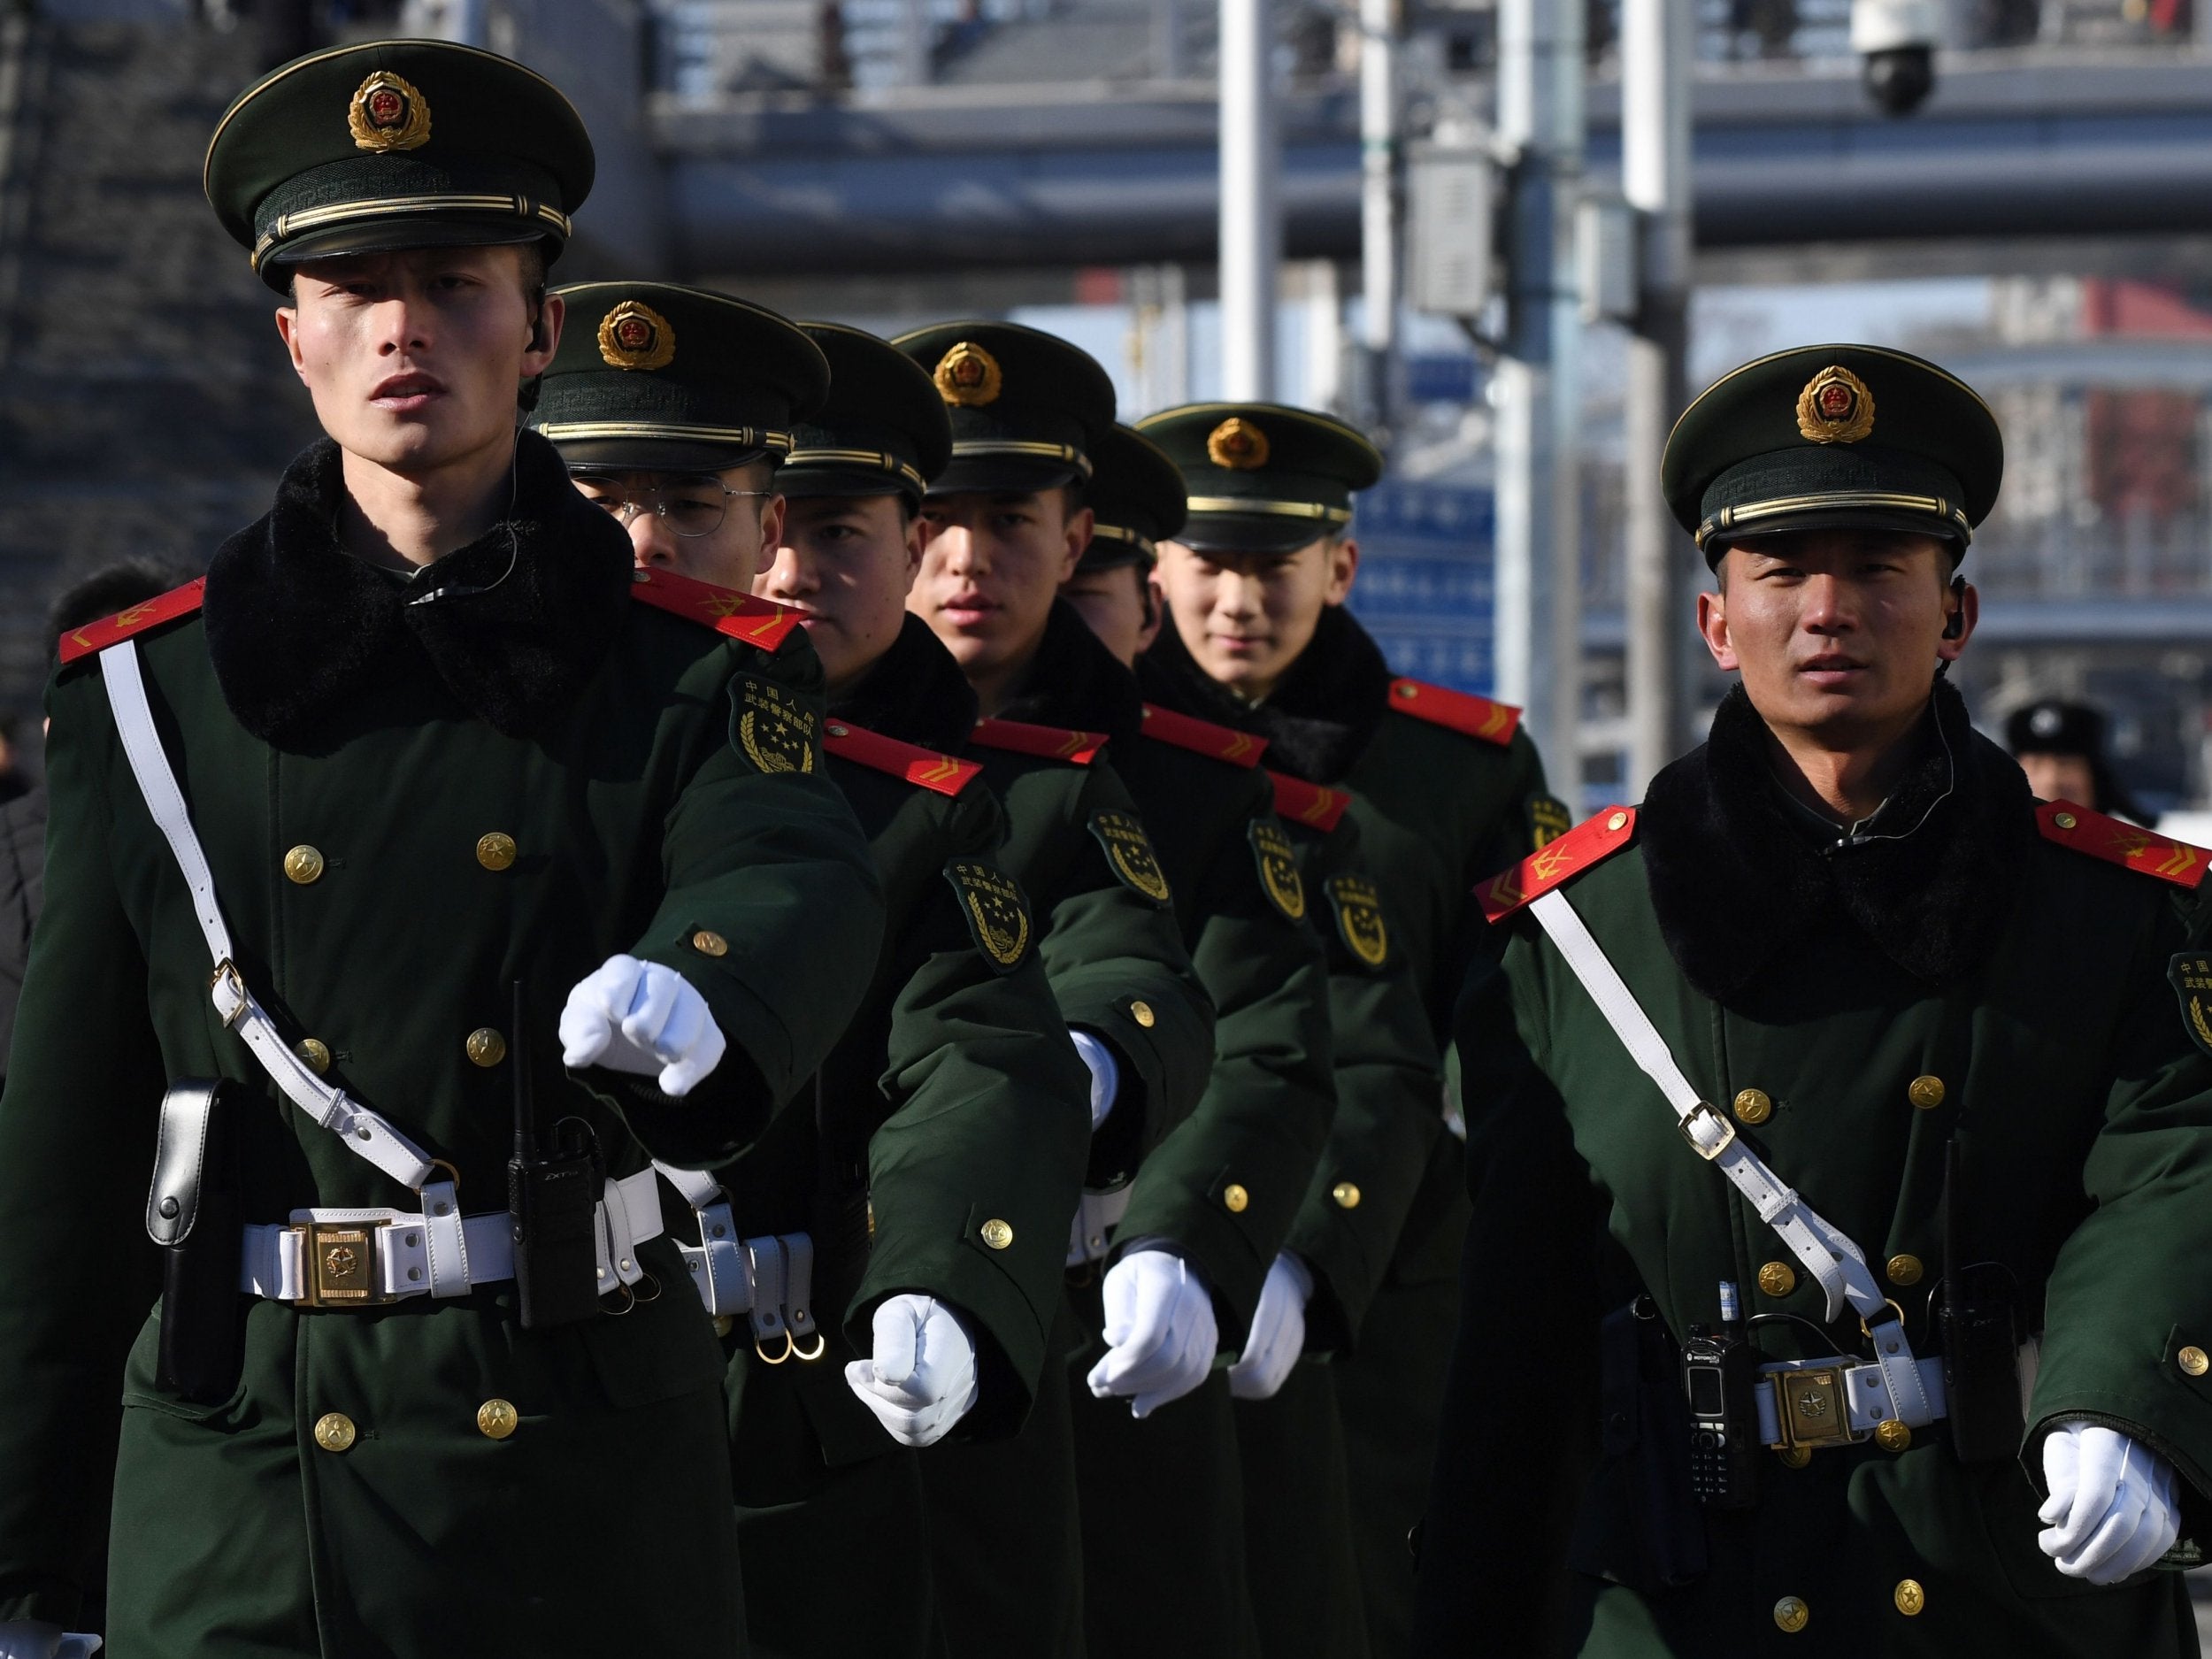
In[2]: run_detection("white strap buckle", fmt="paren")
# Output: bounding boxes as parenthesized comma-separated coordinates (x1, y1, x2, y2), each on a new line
(1678, 1102, 1736, 1162)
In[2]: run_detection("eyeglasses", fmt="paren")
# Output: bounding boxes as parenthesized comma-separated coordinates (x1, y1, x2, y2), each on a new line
(567, 471, 772, 539)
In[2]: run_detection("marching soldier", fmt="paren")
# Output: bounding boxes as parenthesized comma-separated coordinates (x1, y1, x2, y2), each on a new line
(0, 42, 884, 1659)
(1056, 421, 1340, 1657)
(1419, 345, 2212, 1655)
(535, 304, 1095, 1656)
(1136, 401, 1554, 1655)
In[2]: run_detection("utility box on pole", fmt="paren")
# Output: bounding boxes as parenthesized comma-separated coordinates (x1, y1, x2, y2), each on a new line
(1406, 138, 1495, 321)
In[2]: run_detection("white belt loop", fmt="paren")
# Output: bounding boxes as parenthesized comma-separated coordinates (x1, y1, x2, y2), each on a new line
(1065, 1187, 1135, 1267)
(419, 1178, 471, 1298)
(782, 1232, 821, 1357)
(747, 1236, 791, 1360)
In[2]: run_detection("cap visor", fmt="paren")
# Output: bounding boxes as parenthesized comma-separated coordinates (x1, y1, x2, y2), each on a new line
(1707, 507, 1968, 569)
(776, 466, 920, 503)
(1176, 511, 1338, 557)
(264, 216, 556, 289)
(546, 436, 771, 474)
(929, 454, 1084, 497)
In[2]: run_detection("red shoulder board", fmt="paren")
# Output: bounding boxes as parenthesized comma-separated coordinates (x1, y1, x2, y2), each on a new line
(627, 567, 803, 652)
(1267, 770, 1352, 833)
(1386, 678, 1520, 747)
(2038, 800, 2208, 890)
(58, 578, 206, 664)
(823, 719, 981, 798)
(968, 718, 1107, 766)
(1140, 703, 1268, 769)
(1476, 805, 1637, 923)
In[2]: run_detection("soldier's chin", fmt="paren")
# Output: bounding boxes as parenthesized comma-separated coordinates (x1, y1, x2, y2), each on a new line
(335, 408, 487, 472)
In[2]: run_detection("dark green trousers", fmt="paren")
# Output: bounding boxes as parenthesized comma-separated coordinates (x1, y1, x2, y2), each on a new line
(1236, 1362, 1371, 1659)
(1067, 1277, 1260, 1659)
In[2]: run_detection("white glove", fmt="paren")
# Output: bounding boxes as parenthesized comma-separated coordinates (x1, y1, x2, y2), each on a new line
(559, 955, 727, 1097)
(1070, 1028, 1120, 1130)
(1228, 1251, 1314, 1402)
(0, 1623, 100, 1659)
(844, 1293, 979, 1448)
(2038, 1420, 2180, 1583)
(1086, 1248, 1217, 1418)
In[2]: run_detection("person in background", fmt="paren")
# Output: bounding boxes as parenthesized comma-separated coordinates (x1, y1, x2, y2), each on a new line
(2006, 698, 2148, 823)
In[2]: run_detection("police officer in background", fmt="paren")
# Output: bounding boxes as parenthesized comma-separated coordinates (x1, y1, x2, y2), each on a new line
(2006, 699, 2148, 824)
(1420, 345, 2212, 1655)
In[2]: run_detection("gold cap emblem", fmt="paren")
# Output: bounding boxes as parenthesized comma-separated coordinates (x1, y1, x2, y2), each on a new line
(933, 342, 1002, 407)
(598, 302, 676, 372)
(1795, 365, 1876, 444)
(349, 72, 431, 153)
(1207, 417, 1271, 470)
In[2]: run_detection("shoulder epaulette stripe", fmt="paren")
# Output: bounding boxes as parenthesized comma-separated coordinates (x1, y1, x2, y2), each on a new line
(968, 718, 1107, 766)
(627, 567, 803, 652)
(58, 578, 207, 664)
(1476, 805, 1637, 922)
(1386, 677, 1521, 747)
(1267, 769, 1352, 833)
(2037, 800, 2207, 890)
(823, 719, 982, 798)
(1139, 703, 1268, 768)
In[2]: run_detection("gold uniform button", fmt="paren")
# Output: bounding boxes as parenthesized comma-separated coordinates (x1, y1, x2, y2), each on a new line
(2053, 810, 2078, 831)
(1875, 1418, 1912, 1453)
(1777, 1445, 1813, 1469)
(1886, 1253, 1924, 1287)
(1909, 1075, 1946, 1111)
(1893, 1578, 1926, 1617)
(1732, 1087, 1772, 1125)
(1773, 1595, 1809, 1634)
(312, 1412, 357, 1453)
(1757, 1261, 1797, 1298)
(1332, 1182, 1362, 1210)
(691, 929, 729, 958)
(297, 1038, 332, 1076)
(2179, 1345, 2209, 1378)
(979, 1218, 1014, 1250)
(1223, 1183, 1250, 1214)
(1606, 810, 1629, 832)
(476, 1398, 519, 1440)
(476, 833, 518, 872)
(466, 1028, 507, 1068)
(1130, 1000, 1156, 1028)
(283, 845, 326, 885)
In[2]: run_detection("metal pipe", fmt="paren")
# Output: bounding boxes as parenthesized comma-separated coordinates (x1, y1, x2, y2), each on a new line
(1219, 0, 1279, 398)
(1358, 0, 1396, 373)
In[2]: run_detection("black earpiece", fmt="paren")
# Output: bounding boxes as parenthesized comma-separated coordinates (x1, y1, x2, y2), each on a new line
(524, 287, 549, 354)
(1941, 575, 1967, 641)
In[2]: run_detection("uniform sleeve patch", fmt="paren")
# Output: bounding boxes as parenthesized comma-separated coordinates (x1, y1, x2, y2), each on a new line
(947, 860, 1033, 972)
(1529, 794, 1572, 849)
(729, 675, 821, 775)
(1248, 819, 1307, 922)
(1088, 810, 1171, 905)
(1326, 874, 1390, 969)
(2170, 954, 2212, 1057)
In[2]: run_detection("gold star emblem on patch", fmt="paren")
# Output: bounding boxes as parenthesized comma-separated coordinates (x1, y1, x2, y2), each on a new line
(1088, 810, 1171, 904)
(348, 71, 431, 153)
(734, 678, 818, 775)
(1248, 821, 1306, 922)
(1207, 417, 1271, 470)
(946, 860, 1033, 971)
(933, 342, 1002, 407)
(598, 301, 676, 372)
(1795, 365, 1876, 444)
(1326, 873, 1390, 969)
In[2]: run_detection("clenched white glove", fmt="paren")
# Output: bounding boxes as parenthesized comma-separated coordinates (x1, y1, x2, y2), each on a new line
(2038, 1420, 2180, 1583)
(1228, 1251, 1314, 1402)
(1070, 1028, 1120, 1130)
(0, 1623, 100, 1659)
(845, 1293, 979, 1448)
(559, 955, 727, 1097)
(1086, 1248, 1217, 1418)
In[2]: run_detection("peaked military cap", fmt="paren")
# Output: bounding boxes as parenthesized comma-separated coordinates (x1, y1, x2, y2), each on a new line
(1135, 402, 1383, 556)
(530, 281, 829, 474)
(1079, 426, 1187, 573)
(205, 41, 594, 290)
(891, 321, 1116, 495)
(1663, 344, 2004, 569)
(2008, 700, 2107, 760)
(778, 323, 952, 503)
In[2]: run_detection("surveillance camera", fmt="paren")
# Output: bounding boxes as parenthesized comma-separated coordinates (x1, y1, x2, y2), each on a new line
(1851, 0, 1939, 116)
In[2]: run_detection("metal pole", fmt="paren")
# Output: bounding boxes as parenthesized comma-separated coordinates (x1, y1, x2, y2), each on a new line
(1492, 0, 1584, 785)
(1219, 0, 1279, 399)
(1621, 0, 1694, 790)
(1357, 0, 1396, 425)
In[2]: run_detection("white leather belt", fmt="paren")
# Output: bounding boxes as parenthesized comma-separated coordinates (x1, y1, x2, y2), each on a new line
(1755, 1355, 1950, 1451)
(1066, 1186, 1134, 1267)
(650, 1160, 822, 1361)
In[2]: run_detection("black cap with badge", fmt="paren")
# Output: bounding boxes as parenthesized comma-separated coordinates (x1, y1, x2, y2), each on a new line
(1079, 426, 1187, 574)
(778, 323, 953, 505)
(529, 280, 830, 474)
(890, 321, 1117, 495)
(1134, 402, 1383, 556)
(1663, 344, 2005, 570)
(204, 40, 595, 291)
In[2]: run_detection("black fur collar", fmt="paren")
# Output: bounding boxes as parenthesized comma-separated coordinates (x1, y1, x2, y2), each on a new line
(201, 431, 634, 750)
(1138, 603, 1390, 783)
(1640, 678, 2036, 1004)
(829, 613, 979, 754)
(996, 599, 1146, 751)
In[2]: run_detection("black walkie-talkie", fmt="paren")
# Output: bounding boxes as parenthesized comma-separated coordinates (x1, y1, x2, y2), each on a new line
(1683, 1281, 1760, 1509)
(1939, 1138, 2024, 1463)
(507, 981, 603, 1328)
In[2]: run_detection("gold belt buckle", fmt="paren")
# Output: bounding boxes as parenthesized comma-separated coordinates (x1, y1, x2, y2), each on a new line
(297, 1219, 396, 1307)
(1768, 1364, 1865, 1452)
